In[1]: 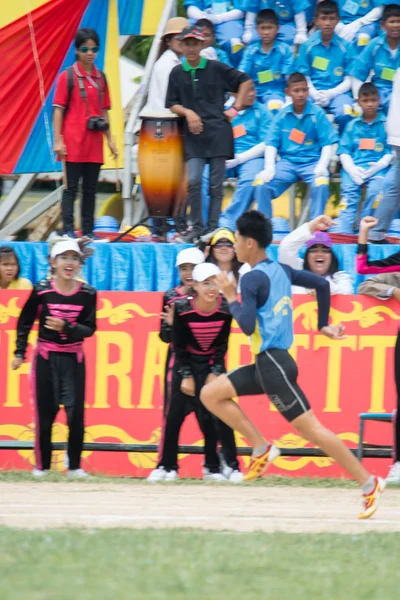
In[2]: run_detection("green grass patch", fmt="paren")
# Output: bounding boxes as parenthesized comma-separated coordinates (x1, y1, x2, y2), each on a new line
(0, 528, 398, 600)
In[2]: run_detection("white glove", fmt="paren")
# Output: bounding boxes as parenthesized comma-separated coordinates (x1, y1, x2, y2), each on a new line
(318, 91, 331, 107)
(226, 156, 241, 169)
(314, 161, 329, 178)
(334, 22, 346, 36)
(242, 28, 253, 44)
(294, 31, 308, 45)
(201, 47, 218, 61)
(340, 20, 362, 42)
(257, 165, 275, 183)
(363, 162, 380, 180)
(348, 165, 366, 185)
(209, 12, 223, 25)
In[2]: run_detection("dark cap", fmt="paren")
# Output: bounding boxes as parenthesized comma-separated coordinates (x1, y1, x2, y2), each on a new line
(179, 25, 204, 41)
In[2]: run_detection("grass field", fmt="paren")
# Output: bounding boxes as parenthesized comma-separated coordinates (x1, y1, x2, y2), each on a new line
(1, 528, 398, 600)
(1, 473, 399, 600)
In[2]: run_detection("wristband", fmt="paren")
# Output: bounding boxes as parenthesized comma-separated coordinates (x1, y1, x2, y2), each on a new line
(230, 107, 239, 116)
(357, 243, 368, 254)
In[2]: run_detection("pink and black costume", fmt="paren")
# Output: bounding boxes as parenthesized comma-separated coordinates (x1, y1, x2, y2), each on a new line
(157, 294, 239, 474)
(357, 243, 400, 463)
(15, 279, 97, 471)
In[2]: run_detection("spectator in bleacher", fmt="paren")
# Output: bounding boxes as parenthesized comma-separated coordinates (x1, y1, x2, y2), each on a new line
(184, 0, 245, 66)
(196, 18, 233, 65)
(166, 26, 252, 243)
(241, 0, 309, 47)
(145, 17, 189, 113)
(204, 228, 250, 288)
(334, 0, 383, 47)
(357, 215, 400, 483)
(352, 5, 400, 113)
(336, 83, 393, 234)
(238, 10, 294, 118)
(296, 1, 354, 134)
(257, 72, 338, 219)
(0, 247, 32, 291)
(368, 67, 400, 243)
(278, 215, 353, 293)
(358, 272, 400, 300)
(53, 28, 118, 240)
(217, 84, 269, 230)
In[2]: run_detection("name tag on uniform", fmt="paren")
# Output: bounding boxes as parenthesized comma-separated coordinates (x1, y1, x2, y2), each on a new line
(359, 138, 375, 150)
(233, 124, 247, 138)
(312, 56, 330, 71)
(289, 128, 306, 144)
(343, 0, 359, 14)
(381, 67, 396, 82)
(257, 70, 274, 84)
(212, 0, 228, 13)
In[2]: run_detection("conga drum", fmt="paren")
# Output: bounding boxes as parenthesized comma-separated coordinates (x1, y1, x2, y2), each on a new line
(138, 114, 186, 218)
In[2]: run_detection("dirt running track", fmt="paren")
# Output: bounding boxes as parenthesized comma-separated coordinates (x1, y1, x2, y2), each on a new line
(1, 483, 400, 534)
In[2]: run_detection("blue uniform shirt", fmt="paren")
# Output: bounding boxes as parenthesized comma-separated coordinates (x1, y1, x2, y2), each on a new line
(351, 35, 400, 91)
(266, 100, 339, 163)
(229, 260, 330, 354)
(232, 101, 269, 153)
(239, 41, 294, 97)
(242, 0, 310, 21)
(215, 47, 233, 66)
(336, 0, 379, 24)
(183, 0, 243, 10)
(296, 32, 354, 90)
(338, 113, 392, 168)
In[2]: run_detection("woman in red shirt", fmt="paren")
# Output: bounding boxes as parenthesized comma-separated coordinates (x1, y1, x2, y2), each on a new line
(53, 28, 118, 240)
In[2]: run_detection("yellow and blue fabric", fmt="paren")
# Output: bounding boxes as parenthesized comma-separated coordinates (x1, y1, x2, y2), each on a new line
(351, 35, 400, 111)
(238, 41, 294, 111)
(184, 0, 245, 66)
(219, 102, 270, 229)
(336, 113, 393, 233)
(263, 101, 338, 219)
(118, 0, 165, 35)
(243, 0, 311, 45)
(0, 0, 123, 175)
(296, 32, 355, 133)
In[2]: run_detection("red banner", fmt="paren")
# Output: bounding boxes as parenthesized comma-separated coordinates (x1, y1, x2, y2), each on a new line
(0, 292, 397, 478)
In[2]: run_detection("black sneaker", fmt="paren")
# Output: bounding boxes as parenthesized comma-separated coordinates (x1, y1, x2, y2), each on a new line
(85, 232, 102, 241)
(64, 230, 77, 239)
(175, 229, 202, 244)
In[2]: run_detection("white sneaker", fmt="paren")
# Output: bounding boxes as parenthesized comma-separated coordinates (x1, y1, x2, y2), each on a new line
(386, 461, 400, 484)
(32, 468, 48, 478)
(67, 468, 89, 479)
(228, 469, 244, 483)
(164, 470, 179, 482)
(63, 453, 69, 470)
(203, 468, 227, 482)
(147, 467, 167, 482)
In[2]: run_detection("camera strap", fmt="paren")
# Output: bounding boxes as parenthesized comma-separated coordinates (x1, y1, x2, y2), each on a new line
(73, 65, 105, 116)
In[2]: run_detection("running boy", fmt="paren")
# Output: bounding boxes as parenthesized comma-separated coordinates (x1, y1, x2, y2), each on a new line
(12, 239, 97, 478)
(200, 210, 385, 519)
(336, 82, 393, 233)
(219, 83, 269, 230)
(238, 10, 293, 117)
(152, 262, 242, 482)
(352, 5, 400, 112)
(296, 0, 355, 133)
(257, 72, 338, 219)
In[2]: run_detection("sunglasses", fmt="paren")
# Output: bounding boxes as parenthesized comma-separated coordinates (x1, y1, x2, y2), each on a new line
(308, 247, 331, 254)
(214, 240, 234, 248)
(79, 46, 99, 54)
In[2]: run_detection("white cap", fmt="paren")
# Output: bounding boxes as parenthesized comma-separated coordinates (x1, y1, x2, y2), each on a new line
(176, 247, 205, 267)
(50, 240, 83, 259)
(192, 263, 221, 282)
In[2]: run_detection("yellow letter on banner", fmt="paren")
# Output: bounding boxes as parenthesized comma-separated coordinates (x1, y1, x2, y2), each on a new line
(94, 332, 133, 409)
(289, 334, 310, 362)
(359, 335, 396, 413)
(138, 332, 168, 409)
(313, 335, 357, 412)
(5, 329, 38, 408)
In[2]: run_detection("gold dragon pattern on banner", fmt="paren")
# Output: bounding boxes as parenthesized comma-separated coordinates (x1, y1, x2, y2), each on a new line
(0, 424, 359, 473)
(293, 300, 400, 331)
(96, 298, 158, 324)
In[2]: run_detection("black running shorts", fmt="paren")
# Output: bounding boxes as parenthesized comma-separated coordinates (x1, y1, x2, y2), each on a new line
(227, 349, 310, 422)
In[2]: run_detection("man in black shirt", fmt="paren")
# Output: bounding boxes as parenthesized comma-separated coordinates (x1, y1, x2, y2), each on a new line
(166, 26, 252, 242)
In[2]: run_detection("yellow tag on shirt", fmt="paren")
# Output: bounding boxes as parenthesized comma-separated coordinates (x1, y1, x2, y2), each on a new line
(381, 67, 396, 82)
(312, 56, 330, 71)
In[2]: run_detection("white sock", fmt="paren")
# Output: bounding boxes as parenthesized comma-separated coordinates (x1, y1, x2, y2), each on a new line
(253, 442, 270, 457)
(362, 475, 376, 495)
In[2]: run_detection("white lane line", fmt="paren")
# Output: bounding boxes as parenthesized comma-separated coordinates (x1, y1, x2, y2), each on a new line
(0, 513, 397, 525)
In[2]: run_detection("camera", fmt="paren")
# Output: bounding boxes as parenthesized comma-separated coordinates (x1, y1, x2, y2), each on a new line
(87, 116, 109, 132)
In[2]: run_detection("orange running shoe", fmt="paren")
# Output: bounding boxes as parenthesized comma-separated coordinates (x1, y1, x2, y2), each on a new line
(243, 444, 281, 482)
(358, 476, 386, 519)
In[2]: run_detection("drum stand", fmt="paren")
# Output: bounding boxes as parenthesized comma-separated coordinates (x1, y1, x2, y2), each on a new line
(111, 215, 181, 243)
